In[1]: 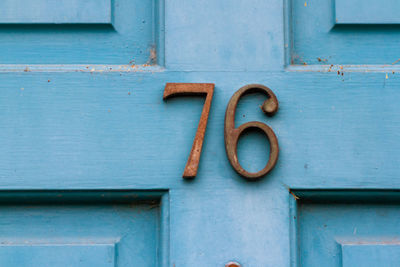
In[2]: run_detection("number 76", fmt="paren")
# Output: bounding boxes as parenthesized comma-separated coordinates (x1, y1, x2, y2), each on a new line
(163, 83, 279, 180)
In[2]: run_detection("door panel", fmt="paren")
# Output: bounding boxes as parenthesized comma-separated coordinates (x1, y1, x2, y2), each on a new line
(293, 191, 400, 267)
(1, 72, 399, 189)
(289, 0, 400, 65)
(0, 191, 166, 267)
(0, 0, 162, 64)
(1, 71, 399, 266)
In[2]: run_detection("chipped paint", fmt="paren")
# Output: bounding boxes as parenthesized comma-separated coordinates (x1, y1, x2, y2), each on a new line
(0, 65, 165, 73)
(287, 64, 400, 73)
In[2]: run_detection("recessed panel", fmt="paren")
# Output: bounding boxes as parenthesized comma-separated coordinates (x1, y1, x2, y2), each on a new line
(293, 191, 400, 267)
(290, 0, 400, 65)
(0, 0, 162, 64)
(0, 191, 164, 267)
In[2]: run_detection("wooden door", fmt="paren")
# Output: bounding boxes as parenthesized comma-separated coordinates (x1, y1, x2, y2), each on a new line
(1, 0, 400, 266)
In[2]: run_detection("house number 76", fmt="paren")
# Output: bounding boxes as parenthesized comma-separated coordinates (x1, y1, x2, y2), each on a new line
(163, 83, 279, 180)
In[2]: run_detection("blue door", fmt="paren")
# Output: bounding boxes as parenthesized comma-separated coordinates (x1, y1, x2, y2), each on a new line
(1, 0, 400, 266)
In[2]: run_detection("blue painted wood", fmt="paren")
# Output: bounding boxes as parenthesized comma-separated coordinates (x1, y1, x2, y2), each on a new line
(293, 191, 400, 266)
(0, 0, 111, 24)
(0, 244, 115, 267)
(0, 192, 162, 267)
(165, 0, 284, 71)
(0, 70, 400, 265)
(1, 71, 400, 265)
(335, 0, 400, 24)
(342, 244, 400, 267)
(0, 0, 399, 265)
(290, 0, 400, 65)
(1, 71, 400, 189)
(0, 0, 162, 64)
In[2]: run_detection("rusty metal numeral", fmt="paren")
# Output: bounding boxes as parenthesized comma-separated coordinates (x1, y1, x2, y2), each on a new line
(224, 84, 279, 180)
(163, 83, 215, 179)
(225, 262, 241, 267)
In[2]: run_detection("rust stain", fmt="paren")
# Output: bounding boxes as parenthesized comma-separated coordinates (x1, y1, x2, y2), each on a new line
(290, 190, 300, 200)
(149, 47, 157, 65)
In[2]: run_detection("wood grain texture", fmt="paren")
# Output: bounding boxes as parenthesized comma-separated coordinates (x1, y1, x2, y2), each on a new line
(1, 70, 400, 266)
(2, 71, 399, 190)
(1, 0, 399, 265)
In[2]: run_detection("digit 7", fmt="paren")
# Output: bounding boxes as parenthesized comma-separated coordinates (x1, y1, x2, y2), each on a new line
(163, 83, 215, 178)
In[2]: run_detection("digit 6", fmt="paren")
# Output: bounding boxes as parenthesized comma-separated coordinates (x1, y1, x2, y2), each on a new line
(224, 84, 279, 180)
